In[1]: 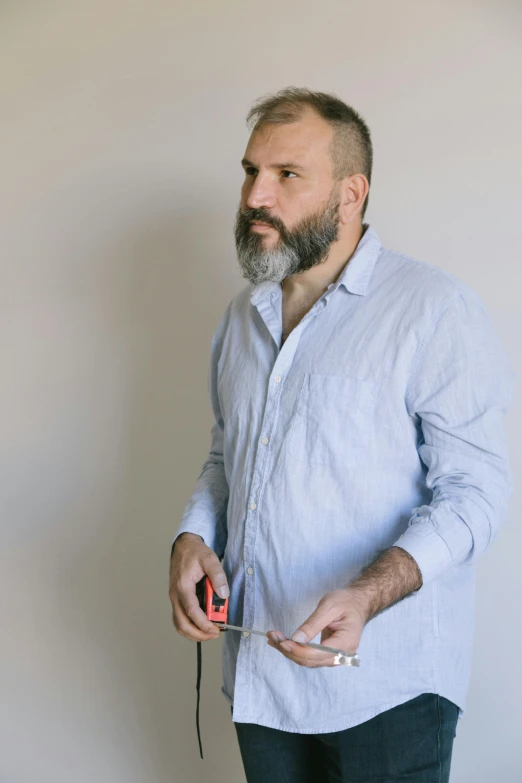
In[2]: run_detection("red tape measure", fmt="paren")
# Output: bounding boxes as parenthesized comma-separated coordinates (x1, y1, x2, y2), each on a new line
(196, 574, 229, 627)
(194, 575, 228, 759)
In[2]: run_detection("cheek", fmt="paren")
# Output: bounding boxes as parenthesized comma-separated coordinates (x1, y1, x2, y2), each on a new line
(281, 189, 315, 223)
(296, 187, 320, 208)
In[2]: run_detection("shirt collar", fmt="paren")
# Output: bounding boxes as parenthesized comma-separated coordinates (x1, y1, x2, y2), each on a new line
(250, 223, 382, 306)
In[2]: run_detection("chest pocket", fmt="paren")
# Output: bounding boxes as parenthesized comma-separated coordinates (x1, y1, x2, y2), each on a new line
(288, 373, 379, 467)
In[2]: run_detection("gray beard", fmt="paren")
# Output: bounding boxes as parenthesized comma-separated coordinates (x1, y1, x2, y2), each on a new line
(234, 194, 340, 285)
(236, 242, 302, 285)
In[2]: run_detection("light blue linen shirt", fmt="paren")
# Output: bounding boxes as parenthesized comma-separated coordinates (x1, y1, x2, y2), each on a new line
(174, 223, 514, 733)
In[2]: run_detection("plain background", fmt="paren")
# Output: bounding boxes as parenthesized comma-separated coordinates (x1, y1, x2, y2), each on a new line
(1, 1, 520, 781)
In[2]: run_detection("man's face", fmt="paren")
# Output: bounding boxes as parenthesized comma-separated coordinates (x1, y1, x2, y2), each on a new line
(235, 110, 341, 284)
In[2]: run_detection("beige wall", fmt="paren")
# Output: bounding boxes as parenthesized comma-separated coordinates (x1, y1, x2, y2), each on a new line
(1, 2, 520, 781)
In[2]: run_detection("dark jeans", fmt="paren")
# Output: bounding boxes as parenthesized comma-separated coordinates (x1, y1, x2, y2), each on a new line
(232, 693, 459, 783)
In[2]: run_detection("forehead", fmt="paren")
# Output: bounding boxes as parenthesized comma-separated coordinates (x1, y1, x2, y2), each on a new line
(244, 109, 334, 170)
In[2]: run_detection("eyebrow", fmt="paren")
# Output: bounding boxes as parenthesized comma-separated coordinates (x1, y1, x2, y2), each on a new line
(241, 157, 306, 172)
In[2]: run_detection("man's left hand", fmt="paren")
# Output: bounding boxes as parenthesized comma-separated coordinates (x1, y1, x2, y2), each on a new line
(266, 588, 368, 668)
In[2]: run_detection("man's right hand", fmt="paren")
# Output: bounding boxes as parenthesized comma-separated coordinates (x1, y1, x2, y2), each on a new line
(169, 532, 230, 642)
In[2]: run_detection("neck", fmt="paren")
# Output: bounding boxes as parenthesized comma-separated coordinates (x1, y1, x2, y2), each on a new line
(282, 222, 366, 301)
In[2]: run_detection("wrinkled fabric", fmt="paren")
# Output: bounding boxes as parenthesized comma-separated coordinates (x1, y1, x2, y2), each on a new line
(174, 224, 514, 733)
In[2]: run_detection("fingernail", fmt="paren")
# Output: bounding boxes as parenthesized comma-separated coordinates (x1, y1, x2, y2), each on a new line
(217, 586, 229, 599)
(291, 631, 307, 643)
(280, 642, 292, 652)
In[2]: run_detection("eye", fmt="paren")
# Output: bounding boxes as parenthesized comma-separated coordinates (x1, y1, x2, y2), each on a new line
(281, 170, 297, 179)
(244, 166, 258, 176)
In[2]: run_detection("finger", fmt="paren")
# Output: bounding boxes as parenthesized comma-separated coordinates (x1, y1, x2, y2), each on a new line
(290, 601, 342, 645)
(172, 609, 221, 642)
(172, 597, 220, 639)
(203, 556, 230, 599)
(278, 639, 336, 667)
(268, 641, 335, 669)
(182, 598, 221, 636)
(174, 587, 222, 637)
(266, 630, 287, 643)
(319, 628, 359, 655)
(172, 605, 221, 641)
(172, 610, 220, 642)
(266, 631, 335, 668)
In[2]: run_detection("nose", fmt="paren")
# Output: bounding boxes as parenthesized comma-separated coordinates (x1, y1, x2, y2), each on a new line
(244, 172, 276, 210)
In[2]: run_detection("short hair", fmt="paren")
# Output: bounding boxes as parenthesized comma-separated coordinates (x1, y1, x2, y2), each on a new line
(246, 87, 373, 219)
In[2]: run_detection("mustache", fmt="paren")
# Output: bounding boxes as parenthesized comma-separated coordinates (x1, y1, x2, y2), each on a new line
(239, 207, 287, 234)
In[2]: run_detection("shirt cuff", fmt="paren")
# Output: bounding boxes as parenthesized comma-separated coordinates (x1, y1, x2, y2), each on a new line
(172, 517, 221, 555)
(392, 518, 455, 585)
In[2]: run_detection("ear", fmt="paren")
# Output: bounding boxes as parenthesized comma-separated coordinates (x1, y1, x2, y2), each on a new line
(339, 174, 369, 224)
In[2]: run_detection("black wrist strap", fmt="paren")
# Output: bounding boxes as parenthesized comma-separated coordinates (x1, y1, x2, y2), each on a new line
(196, 641, 204, 759)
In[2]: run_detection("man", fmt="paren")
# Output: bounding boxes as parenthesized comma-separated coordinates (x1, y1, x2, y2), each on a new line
(169, 88, 514, 782)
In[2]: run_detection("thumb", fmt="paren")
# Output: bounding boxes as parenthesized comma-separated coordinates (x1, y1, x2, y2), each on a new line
(290, 603, 339, 644)
(202, 555, 230, 599)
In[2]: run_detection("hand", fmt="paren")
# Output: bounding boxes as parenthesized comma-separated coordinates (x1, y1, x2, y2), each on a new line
(266, 588, 368, 668)
(169, 533, 230, 642)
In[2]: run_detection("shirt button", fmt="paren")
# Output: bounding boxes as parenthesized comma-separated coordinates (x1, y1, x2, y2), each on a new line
(250, 502, 257, 510)
(274, 375, 281, 383)
(261, 437, 269, 445)
(242, 631, 250, 637)
(247, 566, 254, 575)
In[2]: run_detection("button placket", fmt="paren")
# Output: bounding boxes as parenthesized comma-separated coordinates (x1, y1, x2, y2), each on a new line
(237, 293, 331, 718)
(242, 314, 319, 632)
(242, 364, 288, 635)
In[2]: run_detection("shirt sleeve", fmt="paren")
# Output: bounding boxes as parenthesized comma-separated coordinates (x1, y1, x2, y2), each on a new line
(394, 287, 515, 585)
(172, 307, 231, 559)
